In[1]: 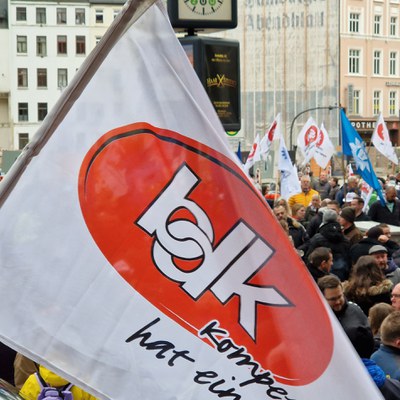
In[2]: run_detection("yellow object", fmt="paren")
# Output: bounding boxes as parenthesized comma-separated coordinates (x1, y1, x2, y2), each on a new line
(288, 189, 319, 208)
(19, 365, 97, 400)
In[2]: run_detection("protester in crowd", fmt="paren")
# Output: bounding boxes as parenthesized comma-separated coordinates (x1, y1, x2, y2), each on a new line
(351, 196, 371, 221)
(343, 192, 358, 207)
(305, 194, 320, 225)
(391, 283, 400, 311)
(273, 204, 308, 249)
(306, 247, 333, 282)
(306, 200, 341, 239)
(369, 303, 395, 352)
(371, 311, 400, 380)
(305, 208, 351, 281)
(328, 176, 340, 201)
(274, 197, 291, 216)
(19, 364, 97, 400)
(369, 245, 400, 286)
(318, 275, 374, 358)
(343, 255, 392, 316)
(288, 175, 319, 209)
(335, 176, 360, 207)
(311, 171, 330, 200)
(363, 358, 400, 400)
(291, 203, 307, 226)
(277, 219, 294, 247)
(350, 226, 388, 265)
(339, 207, 363, 246)
(369, 186, 400, 226)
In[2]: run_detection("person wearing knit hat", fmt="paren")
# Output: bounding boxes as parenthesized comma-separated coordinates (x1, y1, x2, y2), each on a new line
(339, 207, 363, 246)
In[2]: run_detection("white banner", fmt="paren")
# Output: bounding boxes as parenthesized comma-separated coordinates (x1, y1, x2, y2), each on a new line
(0, 1, 382, 399)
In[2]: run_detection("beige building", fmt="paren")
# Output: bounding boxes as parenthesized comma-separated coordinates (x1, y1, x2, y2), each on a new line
(341, 0, 400, 146)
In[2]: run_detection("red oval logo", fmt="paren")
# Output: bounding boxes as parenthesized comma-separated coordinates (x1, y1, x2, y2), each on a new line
(78, 122, 333, 386)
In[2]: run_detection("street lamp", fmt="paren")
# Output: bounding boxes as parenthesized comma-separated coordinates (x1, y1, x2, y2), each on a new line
(289, 105, 340, 152)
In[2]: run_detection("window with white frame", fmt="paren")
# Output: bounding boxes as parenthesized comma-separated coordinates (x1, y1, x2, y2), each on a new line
(373, 91, 381, 115)
(390, 52, 397, 76)
(113, 9, 121, 19)
(95, 36, 102, 45)
(373, 50, 381, 75)
(37, 68, 47, 88)
(38, 103, 48, 121)
(17, 68, 28, 88)
(36, 8, 46, 24)
(349, 13, 360, 33)
(57, 68, 68, 89)
(18, 133, 29, 149)
(76, 36, 86, 55)
(57, 8, 66, 24)
(36, 36, 47, 56)
(349, 49, 360, 74)
(18, 103, 28, 121)
(75, 8, 85, 25)
(391, 16, 397, 36)
(353, 90, 360, 115)
(16, 7, 26, 21)
(57, 35, 67, 55)
(95, 9, 104, 23)
(374, 15, 381, 35)
(17, 36, 27, 54)
(390, 91, 397, 116)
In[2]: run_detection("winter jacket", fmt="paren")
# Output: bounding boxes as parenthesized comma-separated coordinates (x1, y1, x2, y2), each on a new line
(368, 199, 400, 226)
(305, 221, 351, 281)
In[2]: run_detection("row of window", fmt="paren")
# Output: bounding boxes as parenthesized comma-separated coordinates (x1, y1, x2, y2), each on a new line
(348, 49, 400, 76)
(17, 35, 87, 56)
(16, 6, 119, 25)
(17, 102, 48, 122)
(349, 89, 398, 116)
(349, 12, 399, 36)
(18, 68, 68, 89)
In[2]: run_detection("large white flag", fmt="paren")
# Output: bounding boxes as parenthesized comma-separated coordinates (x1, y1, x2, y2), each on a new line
(244, 134, 261, 172)
(260, 113, 281, 159)
(0, 1, 383, 399)
(278, 135, 301, 200)
(296, 116, 319, 164)
(314, 123, 335, 169)
(372, 112, 399, 164)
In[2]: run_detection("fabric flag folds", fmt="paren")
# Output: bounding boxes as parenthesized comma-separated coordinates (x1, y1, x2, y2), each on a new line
(0, 1, 383, 399)
(278, 134, 301, 200)
(314, 123, 335, 169)
(244, 134, 261, 172)
(260, 113, 281, 159)
(296, 116, 319, 164)
(341, 109, 385, 205)
(372, 113, 399, 165)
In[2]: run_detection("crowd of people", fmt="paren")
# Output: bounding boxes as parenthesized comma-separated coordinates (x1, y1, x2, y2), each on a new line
(269, 169, 400, 398)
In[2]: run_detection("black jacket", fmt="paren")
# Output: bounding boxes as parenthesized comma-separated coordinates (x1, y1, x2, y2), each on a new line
(368, 199, 400, 226)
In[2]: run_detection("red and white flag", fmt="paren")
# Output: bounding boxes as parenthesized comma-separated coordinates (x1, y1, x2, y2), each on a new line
(314, 123, 335, 169)
(260, 113, 281, 159)
(244, 134, 261, 172)
(296, 117, 319, 164)
(0, 1, 382, 399)
(372, 113, 398, 164)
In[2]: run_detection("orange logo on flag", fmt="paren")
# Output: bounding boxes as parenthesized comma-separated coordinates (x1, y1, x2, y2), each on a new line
(79, 122, 333, 386)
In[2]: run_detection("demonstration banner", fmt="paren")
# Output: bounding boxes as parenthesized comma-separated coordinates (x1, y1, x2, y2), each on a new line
(0, 1, 382, 399)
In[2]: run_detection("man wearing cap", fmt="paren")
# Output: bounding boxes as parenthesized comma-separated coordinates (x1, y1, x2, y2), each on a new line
(368, 186, 400, 226)
(369, 245, 400, 286)
(288, 175, 319, 209)
(335, 176, 360, 207)
(339, 207, 363, 246)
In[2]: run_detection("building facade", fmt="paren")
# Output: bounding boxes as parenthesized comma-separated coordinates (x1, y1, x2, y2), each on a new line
(0, 0, 124, 157)
(341, 0, 400, 146)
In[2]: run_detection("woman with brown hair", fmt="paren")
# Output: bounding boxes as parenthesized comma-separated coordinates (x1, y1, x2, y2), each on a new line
(343, 255, 393, 316)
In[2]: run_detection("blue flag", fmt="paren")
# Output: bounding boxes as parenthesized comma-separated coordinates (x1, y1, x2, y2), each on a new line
(340, 109, 385, 205)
